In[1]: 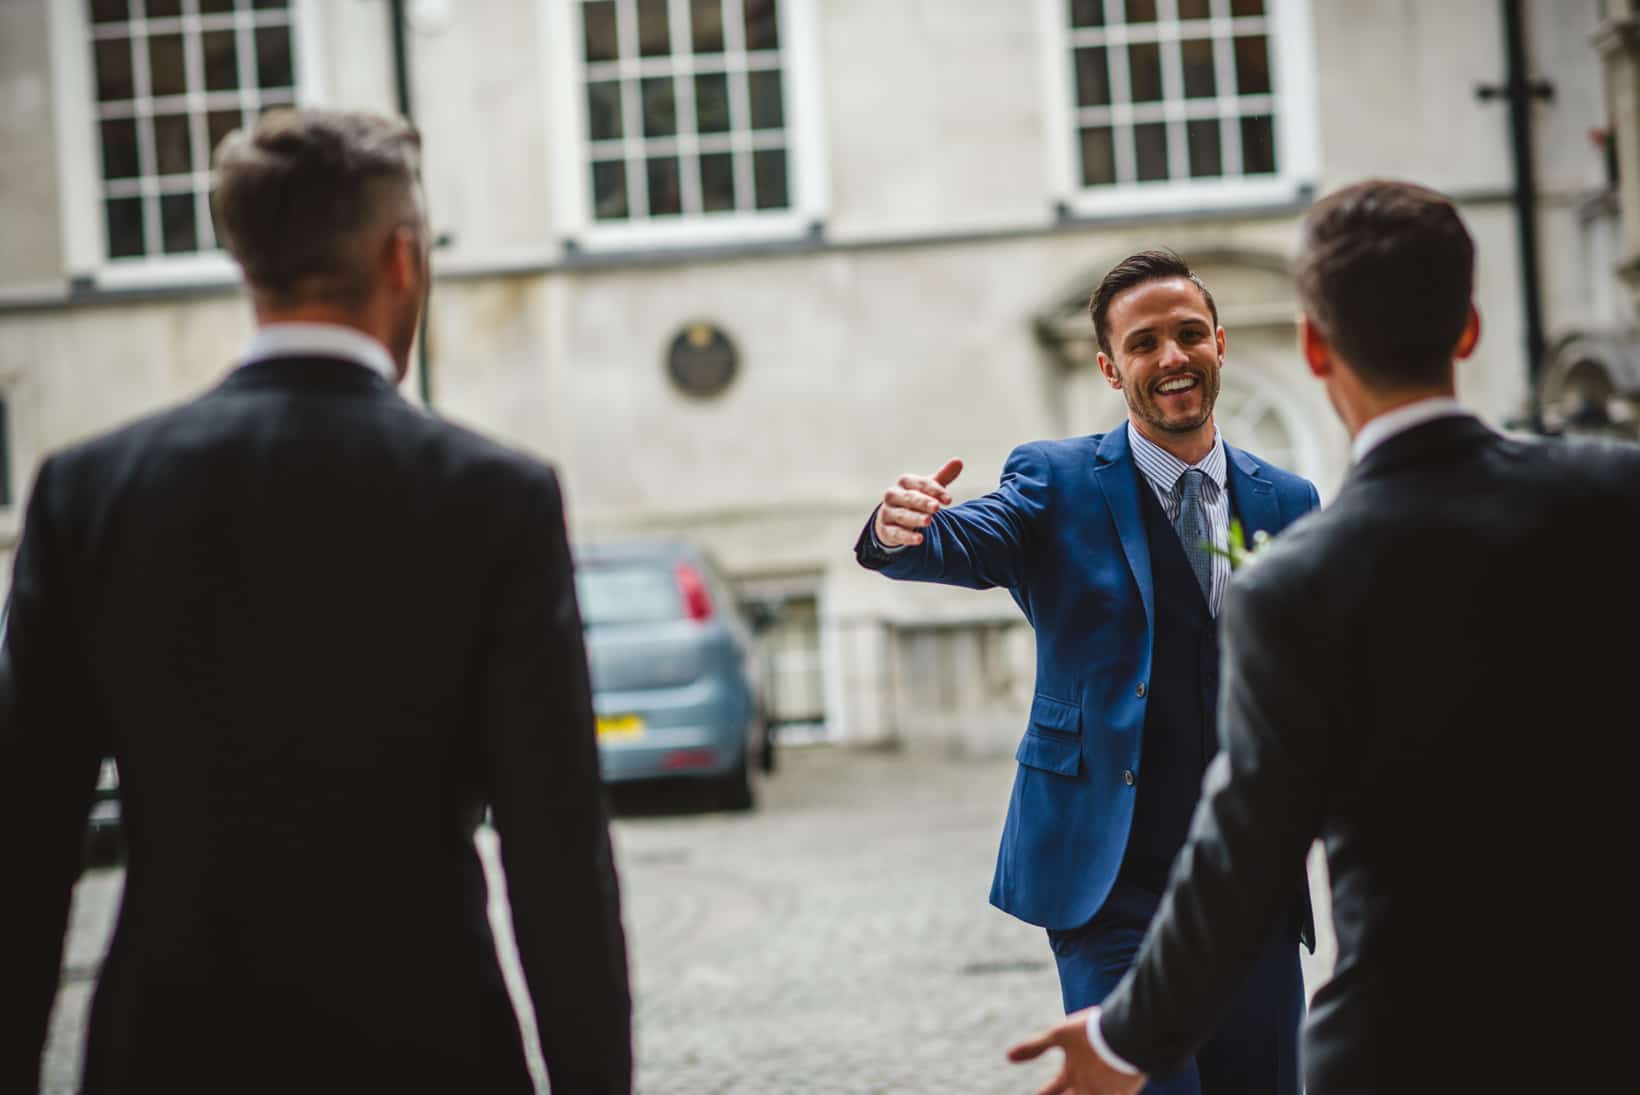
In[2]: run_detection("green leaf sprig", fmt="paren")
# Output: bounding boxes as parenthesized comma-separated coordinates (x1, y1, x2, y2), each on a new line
(1202, 518, 1273, 571)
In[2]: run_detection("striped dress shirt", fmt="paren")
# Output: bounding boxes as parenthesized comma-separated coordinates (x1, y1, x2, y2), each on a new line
(1127, 422, 1231, 618)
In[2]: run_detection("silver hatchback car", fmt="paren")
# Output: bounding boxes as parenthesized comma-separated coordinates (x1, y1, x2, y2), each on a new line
(574, 540, 768, 810)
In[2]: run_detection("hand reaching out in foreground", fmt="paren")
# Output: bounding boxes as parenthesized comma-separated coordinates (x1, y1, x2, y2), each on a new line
(1007, 1009, 1147, 1095)
(872, 458, 963, 547)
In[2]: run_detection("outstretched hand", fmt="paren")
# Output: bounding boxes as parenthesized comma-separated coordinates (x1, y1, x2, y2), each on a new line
(1007, 1010, 1146, 1095)
(873, 458, 963, 548)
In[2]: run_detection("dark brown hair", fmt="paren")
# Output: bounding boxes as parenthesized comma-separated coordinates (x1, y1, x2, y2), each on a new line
(1087, 249, 1218, 358)
(1295, 180, 1475, 389)
(211, 109, 422, 304)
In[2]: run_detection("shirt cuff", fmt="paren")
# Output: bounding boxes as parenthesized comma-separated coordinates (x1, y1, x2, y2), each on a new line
(1085, 1007, 1142, 1077)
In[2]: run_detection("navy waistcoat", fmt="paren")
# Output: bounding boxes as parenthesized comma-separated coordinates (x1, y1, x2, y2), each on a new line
(1117, 472, 1224, 892)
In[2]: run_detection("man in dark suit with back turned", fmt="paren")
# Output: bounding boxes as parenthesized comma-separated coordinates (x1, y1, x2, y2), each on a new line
(0, 109, 631, 1094)
(1007, 179, 1640, 1092)
(858, 250, 1319, 1094)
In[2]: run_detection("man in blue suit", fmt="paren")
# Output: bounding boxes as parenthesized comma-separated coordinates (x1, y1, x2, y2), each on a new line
(855, 251, 1317, 1094)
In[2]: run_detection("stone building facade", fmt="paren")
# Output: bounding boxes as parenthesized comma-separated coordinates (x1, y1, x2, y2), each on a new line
(0, 0, 1623, 752)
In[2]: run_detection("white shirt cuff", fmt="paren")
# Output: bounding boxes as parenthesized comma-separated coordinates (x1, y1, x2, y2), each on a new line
(1085, 1007, 1142, 1076)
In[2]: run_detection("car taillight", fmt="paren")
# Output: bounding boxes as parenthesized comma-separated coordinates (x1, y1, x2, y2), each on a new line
(674, 562, 714, 622)
(663, 748, 718, 771)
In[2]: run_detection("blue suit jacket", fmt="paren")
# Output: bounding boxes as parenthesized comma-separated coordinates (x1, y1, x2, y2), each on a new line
(855, 428, 1320, 930)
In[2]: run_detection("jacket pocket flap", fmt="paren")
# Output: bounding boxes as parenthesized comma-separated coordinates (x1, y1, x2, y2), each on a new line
(1015, 729, 1082, 776)
(1028, 693, 1081, 734)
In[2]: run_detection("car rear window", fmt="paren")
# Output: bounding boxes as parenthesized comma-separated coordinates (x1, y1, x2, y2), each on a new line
(575, 563, 683, 627)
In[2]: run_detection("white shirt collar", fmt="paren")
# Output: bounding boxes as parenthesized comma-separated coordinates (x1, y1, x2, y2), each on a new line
(1126, 421, 1227, 495)
(239, 323, 398, 383)
(1351, 396, 1470, 463)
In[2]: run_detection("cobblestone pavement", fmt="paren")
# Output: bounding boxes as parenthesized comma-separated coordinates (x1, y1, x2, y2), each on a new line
(43, 747, 1335, 1094)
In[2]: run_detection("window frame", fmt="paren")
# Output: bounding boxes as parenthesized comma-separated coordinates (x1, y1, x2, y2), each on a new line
(1037, 0, 1319, 218)
(48, 0, 327, 290)
(0, 370, 33, 547)
(542, 0, 829, 253)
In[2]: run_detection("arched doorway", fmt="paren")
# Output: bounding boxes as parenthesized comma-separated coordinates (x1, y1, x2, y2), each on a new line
(1215, 369, 1300, 470)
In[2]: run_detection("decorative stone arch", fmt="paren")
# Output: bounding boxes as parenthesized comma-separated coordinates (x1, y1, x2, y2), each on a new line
(1032, 246, 1296, 354)
(1537, 329, 1640, 439)
(1032, 246, 1347, 492)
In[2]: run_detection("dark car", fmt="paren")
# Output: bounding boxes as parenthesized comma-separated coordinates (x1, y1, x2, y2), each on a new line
(574, 539, 768, 810)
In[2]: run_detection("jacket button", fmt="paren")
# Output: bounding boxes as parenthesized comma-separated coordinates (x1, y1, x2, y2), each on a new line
(1136, 682, 1147, 698)
(1123, 769, 1136, 786)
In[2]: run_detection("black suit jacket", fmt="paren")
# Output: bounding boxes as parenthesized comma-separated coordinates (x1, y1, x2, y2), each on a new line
(0, 357, 631, 1094)
(1099, 415, 1640, 1092)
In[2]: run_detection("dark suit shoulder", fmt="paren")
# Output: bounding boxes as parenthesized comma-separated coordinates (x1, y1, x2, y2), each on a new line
(48, 380, 561, 503)
(31, 397, 220, 511)
(1507, 433, 1640, 490)
(406, 411, 561, 493)
(1237, 430, 1640, 607)
(1353, 427, 1640, 522)
(320, 400, 569, 527)
(46, 397, 201, 474)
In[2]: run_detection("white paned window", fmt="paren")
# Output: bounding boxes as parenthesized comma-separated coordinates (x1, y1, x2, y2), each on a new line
(1041, 0, 1317, 216)
(50, 0, 321, 283)
(549, 0, 826, 249)
(89, 0, 299, 259)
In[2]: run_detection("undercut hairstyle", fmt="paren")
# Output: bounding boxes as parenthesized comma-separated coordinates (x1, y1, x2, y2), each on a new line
(1087, 249, 1219, 358)
(211, 109, 423, 305)
(1295, 179, 1475, 390)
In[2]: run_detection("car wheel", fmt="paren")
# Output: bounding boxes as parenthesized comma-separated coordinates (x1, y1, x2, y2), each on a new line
(716, 758, 755, 812)
(82, 827, 124, 869)
(758, 709, 777, 775)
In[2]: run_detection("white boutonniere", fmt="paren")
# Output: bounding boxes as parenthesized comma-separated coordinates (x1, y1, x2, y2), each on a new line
(1204, 519, 1273, 571)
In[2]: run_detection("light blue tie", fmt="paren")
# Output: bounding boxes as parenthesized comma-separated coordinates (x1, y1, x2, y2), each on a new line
(1174, 469, 1213, 606)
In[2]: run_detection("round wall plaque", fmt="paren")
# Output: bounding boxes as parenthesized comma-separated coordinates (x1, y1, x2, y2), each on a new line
(666, 322, 739, 398)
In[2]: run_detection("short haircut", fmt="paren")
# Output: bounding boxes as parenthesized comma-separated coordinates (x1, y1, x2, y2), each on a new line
(1087, 249, 1219, 358)
(1296, 179, 1475, 390)
(212, 109, 422, 305)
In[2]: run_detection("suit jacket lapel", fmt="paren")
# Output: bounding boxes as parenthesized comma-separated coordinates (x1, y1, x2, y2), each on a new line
(1092, 428, 1154, 636)
(1225, 443, 1280, 539)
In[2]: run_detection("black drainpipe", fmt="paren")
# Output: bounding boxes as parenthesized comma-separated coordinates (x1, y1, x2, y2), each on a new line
(1478, 0, 1554, 431)
(388, 0, 434, 410)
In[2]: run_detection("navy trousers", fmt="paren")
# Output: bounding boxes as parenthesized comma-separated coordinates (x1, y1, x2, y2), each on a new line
(1046, 881, 1303, 1095)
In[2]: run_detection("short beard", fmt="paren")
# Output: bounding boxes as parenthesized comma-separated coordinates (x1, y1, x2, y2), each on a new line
(1120, 362, 1221, 433)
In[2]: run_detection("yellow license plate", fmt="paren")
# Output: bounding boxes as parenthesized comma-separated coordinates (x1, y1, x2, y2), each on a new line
(596, 714, 645, 740)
